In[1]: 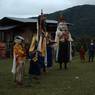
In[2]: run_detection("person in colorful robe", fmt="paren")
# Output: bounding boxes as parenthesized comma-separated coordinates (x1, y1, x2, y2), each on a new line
(55, 15, 73, 69)
(29, 33, 41, 81)
(37, 13, 47, 74)
(12, 36, 26, 86)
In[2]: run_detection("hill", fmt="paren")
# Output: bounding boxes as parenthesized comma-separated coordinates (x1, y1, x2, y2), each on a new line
(46, 5, 95, 39)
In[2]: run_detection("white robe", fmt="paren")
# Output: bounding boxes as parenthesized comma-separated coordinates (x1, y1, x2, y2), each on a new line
(55, 22, 73, 62)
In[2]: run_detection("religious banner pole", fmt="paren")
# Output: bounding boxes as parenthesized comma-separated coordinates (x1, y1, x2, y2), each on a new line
(37, 9, 47, 67)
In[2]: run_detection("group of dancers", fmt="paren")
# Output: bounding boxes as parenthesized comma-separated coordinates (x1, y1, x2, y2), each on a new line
(11, 14, 73, 86)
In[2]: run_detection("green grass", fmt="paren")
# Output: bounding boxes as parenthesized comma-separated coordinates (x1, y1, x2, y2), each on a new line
(0, 55, 95, 95)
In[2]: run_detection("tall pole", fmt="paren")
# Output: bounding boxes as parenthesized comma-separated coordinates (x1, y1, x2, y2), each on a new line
(37, 9, 44, 42)
(37, 9, 45, 51)
(37, 10, 47, 64)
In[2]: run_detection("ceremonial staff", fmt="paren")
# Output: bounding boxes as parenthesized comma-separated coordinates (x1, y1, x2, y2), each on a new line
(37, 10, 48, 72)
(37, 9, 47, 52)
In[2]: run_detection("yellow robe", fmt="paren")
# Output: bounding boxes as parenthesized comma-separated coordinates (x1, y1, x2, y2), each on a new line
(13, 43, 26, 64)
(13, 43, 26, 83)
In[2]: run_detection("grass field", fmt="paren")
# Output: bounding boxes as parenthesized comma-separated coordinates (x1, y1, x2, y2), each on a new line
(0, 55, 95, 95)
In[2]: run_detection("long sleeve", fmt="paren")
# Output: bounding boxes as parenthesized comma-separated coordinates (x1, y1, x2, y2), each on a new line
(55, 30, 59, 43)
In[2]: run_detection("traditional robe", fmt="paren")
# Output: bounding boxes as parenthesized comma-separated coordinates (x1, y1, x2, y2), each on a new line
(37, 32, 47, 71)
(29, 35, 41, 76)
(12, 43, 26, 84)
(55, 22, 73, 64)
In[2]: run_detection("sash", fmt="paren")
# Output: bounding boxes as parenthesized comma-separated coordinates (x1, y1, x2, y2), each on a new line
(11, 54, 16, 74)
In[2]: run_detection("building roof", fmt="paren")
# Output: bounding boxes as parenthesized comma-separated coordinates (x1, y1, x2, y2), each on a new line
(6, 17, 37, 23)
(0, 17, 58, 31)
(0, 25, 17, 30)
(46, 20, 57, 24)
(0, 17, 58, 24)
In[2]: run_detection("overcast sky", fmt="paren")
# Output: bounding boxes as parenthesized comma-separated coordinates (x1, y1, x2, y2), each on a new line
(0, 0, 95, 18)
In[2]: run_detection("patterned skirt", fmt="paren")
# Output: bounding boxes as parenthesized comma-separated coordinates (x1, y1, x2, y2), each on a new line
(29, 52, 41, 76)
